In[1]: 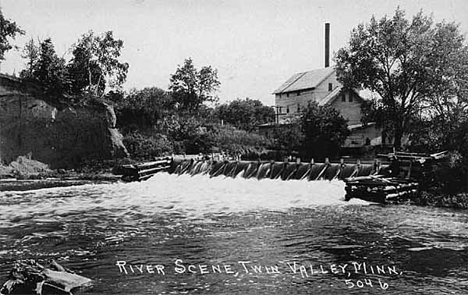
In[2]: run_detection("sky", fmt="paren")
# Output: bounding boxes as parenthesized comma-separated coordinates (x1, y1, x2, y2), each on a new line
(1, 0, 468, 106)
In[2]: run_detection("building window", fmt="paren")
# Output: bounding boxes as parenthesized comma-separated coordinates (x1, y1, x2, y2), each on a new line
(286, 106, 290, 113)
(341, 94, 346, 102)
(328, 83, 333, 91)
(286, 93, 290, 98)
(297, 104, 300, 112)
(349, 93, 353, 102)
(297, 91, 301, 96)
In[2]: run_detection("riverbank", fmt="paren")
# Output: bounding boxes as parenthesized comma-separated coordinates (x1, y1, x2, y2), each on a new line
(412, 190, 468, 209)
(0, 156, 124, 191)
(0, 174, 121, 192)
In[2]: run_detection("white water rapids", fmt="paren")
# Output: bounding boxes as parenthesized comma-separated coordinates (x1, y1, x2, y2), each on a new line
(0, 173, 368, 226)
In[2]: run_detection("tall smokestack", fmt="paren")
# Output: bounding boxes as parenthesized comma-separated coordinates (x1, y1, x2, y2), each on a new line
(325, 23, 330, 68)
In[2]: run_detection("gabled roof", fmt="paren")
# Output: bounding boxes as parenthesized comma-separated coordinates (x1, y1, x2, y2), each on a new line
(319, 85, 343, 106)
(273, 67, 335, 94)
(318, 85, 365, 106)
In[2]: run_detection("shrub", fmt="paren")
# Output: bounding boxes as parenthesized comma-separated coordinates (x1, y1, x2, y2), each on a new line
(207, 125, 271, 155)
(123, 132, 173, 160)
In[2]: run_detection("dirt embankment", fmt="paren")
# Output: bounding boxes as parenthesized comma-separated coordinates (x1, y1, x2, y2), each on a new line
(0, 74, 128, 169)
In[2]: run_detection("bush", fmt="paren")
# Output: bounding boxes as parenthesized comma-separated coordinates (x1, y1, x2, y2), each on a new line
(418, 151, 468, 195)
(414, 191, 468, 209)
(123, 132, 173, 160)
(207, 125, 271, 155)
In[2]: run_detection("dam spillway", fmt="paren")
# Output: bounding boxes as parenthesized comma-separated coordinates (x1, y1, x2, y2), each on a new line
(169, 159, 384, 181)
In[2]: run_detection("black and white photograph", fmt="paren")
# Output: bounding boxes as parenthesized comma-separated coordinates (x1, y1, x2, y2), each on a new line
(0, 0, 468, 294)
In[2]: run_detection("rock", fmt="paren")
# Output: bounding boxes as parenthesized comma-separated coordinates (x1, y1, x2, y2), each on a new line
(0, 259, 92, 295)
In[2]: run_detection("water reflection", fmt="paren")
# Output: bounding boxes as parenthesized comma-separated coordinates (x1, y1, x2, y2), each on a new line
(1, 173, 468, 294)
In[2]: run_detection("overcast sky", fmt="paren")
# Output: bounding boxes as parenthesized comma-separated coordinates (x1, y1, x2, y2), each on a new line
(1, 0, 468, 105)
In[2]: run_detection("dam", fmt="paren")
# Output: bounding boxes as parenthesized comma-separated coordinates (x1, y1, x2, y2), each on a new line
(170, 158, 380, 181)
(121, 157, 384, 182)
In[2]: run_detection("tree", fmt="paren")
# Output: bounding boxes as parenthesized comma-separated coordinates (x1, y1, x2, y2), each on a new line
(0, 8, 24, 62)
(215, 98, 275, 131)
(169, 58, 220, 113)
(68, 30, 129, 97)
(30, 38, 69, 98)
(300, 102, 349, 159)
(115, 87, 175, 131)
(335, 8, 468, 148)
(270, 123, 304, 156)
(20, 38, 39, 79)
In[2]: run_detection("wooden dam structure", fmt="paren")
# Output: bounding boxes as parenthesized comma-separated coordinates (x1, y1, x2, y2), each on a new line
(116, 151, 448, 204)
(119, 157, 383, 182)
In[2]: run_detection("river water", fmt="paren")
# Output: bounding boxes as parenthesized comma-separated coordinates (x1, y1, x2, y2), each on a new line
(1, 173, 468, 294)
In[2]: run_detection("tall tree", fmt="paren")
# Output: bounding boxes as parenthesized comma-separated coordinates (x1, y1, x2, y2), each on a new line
(31, 38, 69, 98)
(335, 8, 468, 148)
(68, 30, 129, 97)
(20, 38, 40, 79)
(0, 8, 24, 63)
(169, 58, 220, 113)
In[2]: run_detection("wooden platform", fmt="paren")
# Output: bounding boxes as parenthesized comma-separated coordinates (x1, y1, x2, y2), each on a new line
(344, 176, 419, 204)
(343, 150, 448, 204)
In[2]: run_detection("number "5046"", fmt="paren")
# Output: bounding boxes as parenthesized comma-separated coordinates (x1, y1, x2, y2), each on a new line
(344, 278, 389, 290)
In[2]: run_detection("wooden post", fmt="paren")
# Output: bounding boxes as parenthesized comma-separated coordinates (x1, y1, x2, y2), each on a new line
(407, 160, 412, 179)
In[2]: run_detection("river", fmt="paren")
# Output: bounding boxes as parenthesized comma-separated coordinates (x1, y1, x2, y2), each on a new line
(1, 173, 468, 294)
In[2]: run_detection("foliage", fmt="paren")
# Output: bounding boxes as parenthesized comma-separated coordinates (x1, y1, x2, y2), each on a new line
(68, 30, 129, 97)
(300, 102, 350, 159)
(270, 123, 304, 155)
(215, 98, 275, 131)
(23, 38, 69, 98)
(169, 58, 220, 113)
(410, 112, 468, 193)
(207, 125, 271, 155)
(20, 38, 40, 78)
(414, 191, 468, 209)
(335, 8, 468, 148)
(114, 87, 175, 132)
(0, 8, 24, 62)
(123, 132, 173, 159)
(18, 31, 128, 102)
